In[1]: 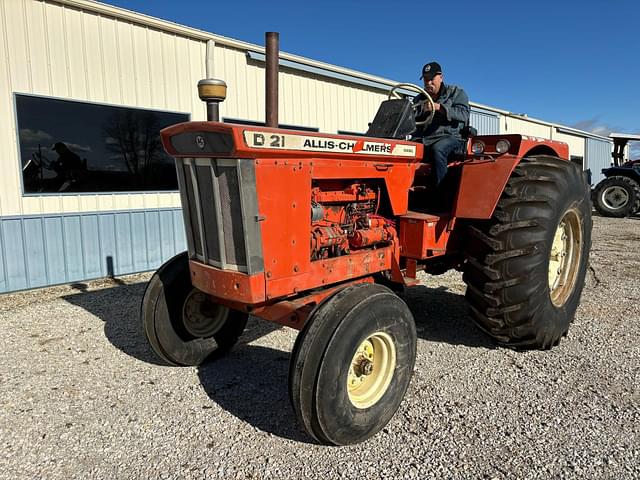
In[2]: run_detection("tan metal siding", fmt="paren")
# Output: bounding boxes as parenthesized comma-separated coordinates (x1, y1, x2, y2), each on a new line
(554, 131, 585, 158)
(501, 116, 553, 139)
(1, 0, 25, 216)
(214, 43, 385, 133)
(1, 0, 205, 216)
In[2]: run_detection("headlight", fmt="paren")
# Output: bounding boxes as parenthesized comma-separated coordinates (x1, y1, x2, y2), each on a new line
(495, 139, 511, 154)
(471, 141, 485, 155)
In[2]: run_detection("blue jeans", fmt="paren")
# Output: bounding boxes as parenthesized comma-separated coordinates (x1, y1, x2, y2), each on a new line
(423, 136, 465, 186)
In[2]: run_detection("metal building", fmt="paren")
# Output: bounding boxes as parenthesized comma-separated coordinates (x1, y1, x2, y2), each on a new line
(0, 0, 612, 293)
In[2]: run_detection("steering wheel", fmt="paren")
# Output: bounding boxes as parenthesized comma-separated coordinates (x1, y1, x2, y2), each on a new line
(388, 83, 435, 126)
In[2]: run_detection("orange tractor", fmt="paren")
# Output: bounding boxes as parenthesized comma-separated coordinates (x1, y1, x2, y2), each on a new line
(141, 50, 591, 445)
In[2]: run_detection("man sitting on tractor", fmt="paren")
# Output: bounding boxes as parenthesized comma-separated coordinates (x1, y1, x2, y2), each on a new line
(413, 61, 470, 186)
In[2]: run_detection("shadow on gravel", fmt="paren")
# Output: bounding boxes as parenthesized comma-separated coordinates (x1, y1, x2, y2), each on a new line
(197, 344, 310, 443)
(63, 282, 165, 365)
(402, 285, 495, 349)
(592, 210, 640, 220)
(62, 279, 489, 440)
(62, 282, 280, 366)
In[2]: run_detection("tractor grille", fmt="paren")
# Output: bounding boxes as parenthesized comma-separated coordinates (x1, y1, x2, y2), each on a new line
(175, 158, 263, 274)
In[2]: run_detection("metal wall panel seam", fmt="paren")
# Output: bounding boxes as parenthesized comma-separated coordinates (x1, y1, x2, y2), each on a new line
(129, 21, 140, 105)
(96, 13, 108, 102)
(126, 207, 135, 269)
(142, 209, 150, 267)
(60, 5, 73, 96)
(114, 212, 125, 271)
(159, 30, 169, 108)
(144, 26, 154, 106)
(156, 208, 162, 264)
(187, 33, 197, 114)
(109, 213, 118, 274)
(0, 213, 8, 290)
(39, 215, 51, 285)
(59, 211, 70, 283)
(172, 35, 183, 112)
(113, 17, 125, 104)
(172, 208, 180, 255)
(40, 2, 54, 95)
(96, 208, 105, 277)
(78, 211, 88, 278)
(20, 0, 34, 91)
(19, 217, 31, 288)
(79, 5, 91, 99)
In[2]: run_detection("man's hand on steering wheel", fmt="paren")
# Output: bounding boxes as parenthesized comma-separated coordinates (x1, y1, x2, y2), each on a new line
(388, 83, 435, 126)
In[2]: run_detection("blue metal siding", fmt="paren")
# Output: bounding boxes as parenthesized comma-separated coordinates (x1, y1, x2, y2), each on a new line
(0, 208, 186, 294)
(470, 108, 500, 135)
(2, 220, 28, 291)
(63, 216, 85, 283)
(24, 218, 48, 287)
(0, 223, 6, 293)
(114, 213, 134, 273)
(174, 210, 187, 252)
(586, 138, 613, 185)
(82, 215, 102, 279)
(98, 215, 117, 276)
(160, 210, 178, 262)
(145, 211, 162, 270)
(44, 218, 66, 285)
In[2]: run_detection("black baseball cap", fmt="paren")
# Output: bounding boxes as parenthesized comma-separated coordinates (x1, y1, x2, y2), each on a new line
(420, 61, 442, 80)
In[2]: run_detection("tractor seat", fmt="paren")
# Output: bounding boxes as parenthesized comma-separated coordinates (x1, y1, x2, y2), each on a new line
(448, 125, 477, 162)
(411, 126, 477, 192)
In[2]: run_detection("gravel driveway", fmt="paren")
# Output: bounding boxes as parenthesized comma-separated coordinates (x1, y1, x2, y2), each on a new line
(1, 215, 638, 479)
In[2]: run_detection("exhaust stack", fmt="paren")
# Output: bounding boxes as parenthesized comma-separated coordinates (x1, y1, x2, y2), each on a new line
(265, 32, 279, 128)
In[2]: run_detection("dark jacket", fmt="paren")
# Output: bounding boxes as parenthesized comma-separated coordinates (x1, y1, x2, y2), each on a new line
(413, 83, 470, 145)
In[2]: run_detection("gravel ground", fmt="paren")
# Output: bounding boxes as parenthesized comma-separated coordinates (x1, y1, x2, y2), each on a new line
(1, 214, 639, 479)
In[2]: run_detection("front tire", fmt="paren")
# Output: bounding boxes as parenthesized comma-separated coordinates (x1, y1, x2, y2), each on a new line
(463, 156, 592, 349)
(141, 252, 248, 366)
(593, 175, 640, 217)
(288, 283, 417, 445)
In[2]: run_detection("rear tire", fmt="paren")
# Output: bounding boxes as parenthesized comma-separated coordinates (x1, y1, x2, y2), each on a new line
(593, 175, 640, 217)
(141, 252, 247, 366)
(288, 283, 416, 445)
(463, 156, 592, 349)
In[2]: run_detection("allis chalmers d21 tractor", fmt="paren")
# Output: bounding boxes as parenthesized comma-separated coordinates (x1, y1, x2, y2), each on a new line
(141, 75, 592, 445)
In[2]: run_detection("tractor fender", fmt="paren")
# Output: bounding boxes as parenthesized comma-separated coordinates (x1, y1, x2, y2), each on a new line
(453, 156, 520, 219)
(602, 166, 640, 182)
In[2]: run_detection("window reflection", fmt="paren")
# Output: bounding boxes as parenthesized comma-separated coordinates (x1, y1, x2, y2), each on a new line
(16, 94, 188, 193)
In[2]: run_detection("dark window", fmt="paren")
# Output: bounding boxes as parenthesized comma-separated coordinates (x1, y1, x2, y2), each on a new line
(337, 130, 366, 136)
(16, 94, 189, 194)
(570, 155, 584, 168)
(223, 117, 319, 132)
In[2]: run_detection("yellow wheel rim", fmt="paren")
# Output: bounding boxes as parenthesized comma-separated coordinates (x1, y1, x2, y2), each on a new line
(548, 209, 583, 307)
(347, 332, 396, 409)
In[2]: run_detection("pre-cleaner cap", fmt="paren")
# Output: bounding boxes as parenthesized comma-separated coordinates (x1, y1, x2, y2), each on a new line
(420, 61, 442, 80)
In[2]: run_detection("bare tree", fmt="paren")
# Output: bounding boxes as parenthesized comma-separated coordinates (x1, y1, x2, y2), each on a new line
(103, 110, 163, 184)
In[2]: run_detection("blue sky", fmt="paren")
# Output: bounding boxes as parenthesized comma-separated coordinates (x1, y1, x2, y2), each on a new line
(105, 0, 639, 150)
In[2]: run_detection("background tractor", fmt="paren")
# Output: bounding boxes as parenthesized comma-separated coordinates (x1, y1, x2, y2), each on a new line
(592, 133, 640, 217)
(141, 34, 592, 445)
